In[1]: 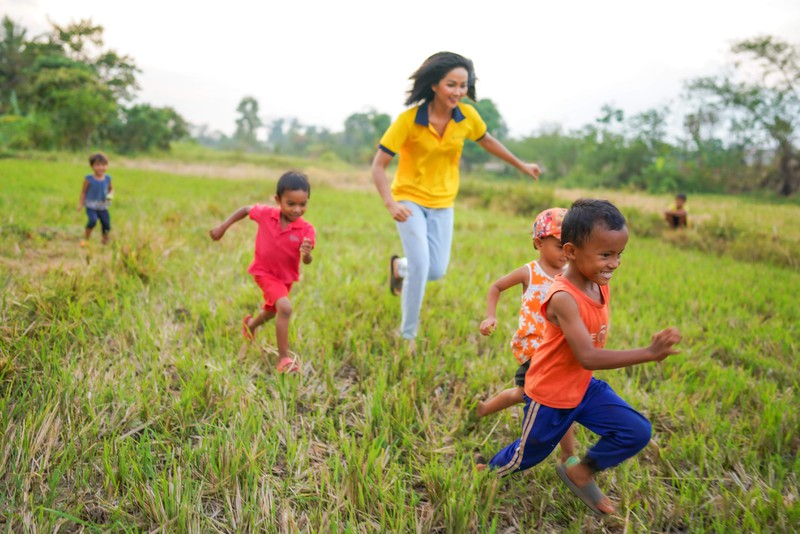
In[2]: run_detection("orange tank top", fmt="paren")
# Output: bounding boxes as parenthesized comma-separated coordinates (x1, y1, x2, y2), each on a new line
(524, 275, 610, 409)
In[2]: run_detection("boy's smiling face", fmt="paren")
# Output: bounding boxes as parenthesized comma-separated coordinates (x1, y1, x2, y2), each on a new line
(275, 189, 309, 223)
(564, 224, 629, 287)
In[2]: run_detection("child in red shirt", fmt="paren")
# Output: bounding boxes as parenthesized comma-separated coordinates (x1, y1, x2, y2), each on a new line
(210, 171, 316, 373)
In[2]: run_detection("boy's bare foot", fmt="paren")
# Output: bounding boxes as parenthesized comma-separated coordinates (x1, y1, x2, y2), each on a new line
(474, 452, 487, 471)
(242, 314, 255, 341)
(476, 400, 487, 418)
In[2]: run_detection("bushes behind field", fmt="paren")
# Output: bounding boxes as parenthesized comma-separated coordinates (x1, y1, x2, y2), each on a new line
(622, 207, 798, 269)
(457, 180, 798, 270)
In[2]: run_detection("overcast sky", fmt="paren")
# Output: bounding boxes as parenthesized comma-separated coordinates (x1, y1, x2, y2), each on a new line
(6, 0, 800, 139)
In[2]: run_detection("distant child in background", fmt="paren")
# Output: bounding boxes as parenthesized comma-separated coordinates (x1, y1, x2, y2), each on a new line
(78, 152, 114, 245)
(209, 171, 316, 373)
(478, 199, 681, 516)
(664, 193, 688, 229)
(477, 207, 578, 466)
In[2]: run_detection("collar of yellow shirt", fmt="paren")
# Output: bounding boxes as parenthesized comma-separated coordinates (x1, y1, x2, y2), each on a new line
(414, 103, 466, 126)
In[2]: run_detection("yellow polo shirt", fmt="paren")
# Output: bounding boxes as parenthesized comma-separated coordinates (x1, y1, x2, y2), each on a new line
(379, 102, 487, 208)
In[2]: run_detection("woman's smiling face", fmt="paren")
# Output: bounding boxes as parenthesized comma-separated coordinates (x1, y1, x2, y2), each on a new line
(431, 67, 468, 109)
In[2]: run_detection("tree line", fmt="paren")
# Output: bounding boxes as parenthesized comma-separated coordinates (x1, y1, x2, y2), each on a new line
(0, 17, 187, 152)
(197, 36, 800, 196)
(2, 16, 797, 196)
(196, 95, 510, 171)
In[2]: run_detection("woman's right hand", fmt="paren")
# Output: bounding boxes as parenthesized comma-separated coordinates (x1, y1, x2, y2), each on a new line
(387, 201, 412, 222)
(373, 151, 412, 222)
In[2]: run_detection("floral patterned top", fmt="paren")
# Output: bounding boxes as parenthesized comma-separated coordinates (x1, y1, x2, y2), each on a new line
(510, 260, 556, 365)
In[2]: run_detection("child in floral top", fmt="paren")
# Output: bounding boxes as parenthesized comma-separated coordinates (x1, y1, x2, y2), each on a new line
(478, 208, 577, 464)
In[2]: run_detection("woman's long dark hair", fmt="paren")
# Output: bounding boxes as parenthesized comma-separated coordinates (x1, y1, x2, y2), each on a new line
(405, 52, 477, 106)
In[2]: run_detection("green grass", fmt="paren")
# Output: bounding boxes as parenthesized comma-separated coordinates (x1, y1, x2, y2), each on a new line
(1, 157, 798, 532)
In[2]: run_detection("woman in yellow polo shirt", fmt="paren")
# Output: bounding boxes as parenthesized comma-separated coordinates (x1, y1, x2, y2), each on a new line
(372, 51, 541, 345)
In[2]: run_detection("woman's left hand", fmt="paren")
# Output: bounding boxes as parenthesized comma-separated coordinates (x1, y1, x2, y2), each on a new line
(521, 163, 542, 181)
(476, 134, 542, 181)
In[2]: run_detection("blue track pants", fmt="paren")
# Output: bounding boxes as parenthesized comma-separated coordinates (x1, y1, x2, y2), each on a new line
(489, 378, 652, 476)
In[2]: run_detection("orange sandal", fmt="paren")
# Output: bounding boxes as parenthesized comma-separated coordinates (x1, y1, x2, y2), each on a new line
(241, 314, 255, 341)
(277, 357, 300, 373)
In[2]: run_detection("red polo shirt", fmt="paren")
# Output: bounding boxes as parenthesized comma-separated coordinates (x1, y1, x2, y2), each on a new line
(246, 205, 315, 284)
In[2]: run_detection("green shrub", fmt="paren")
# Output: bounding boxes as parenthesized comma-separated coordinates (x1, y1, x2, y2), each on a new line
(657, 215, 798, 269)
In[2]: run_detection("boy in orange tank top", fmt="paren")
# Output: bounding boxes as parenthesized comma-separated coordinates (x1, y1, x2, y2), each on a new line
(477, 199, 681, 516)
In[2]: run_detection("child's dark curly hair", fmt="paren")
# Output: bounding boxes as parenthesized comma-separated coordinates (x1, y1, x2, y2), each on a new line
(276, 171, 310, 198)
(89, 152, 108, 166)
(562, 199, 626, 247)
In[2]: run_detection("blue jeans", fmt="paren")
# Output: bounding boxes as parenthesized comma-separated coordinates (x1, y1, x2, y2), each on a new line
(395, 201, 453, 339)
(86, 208, 111, 234)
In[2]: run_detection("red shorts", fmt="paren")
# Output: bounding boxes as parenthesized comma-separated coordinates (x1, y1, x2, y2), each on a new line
(253, 275, 293, 312)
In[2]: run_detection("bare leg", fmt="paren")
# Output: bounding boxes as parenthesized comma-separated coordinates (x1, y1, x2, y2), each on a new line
(559, 424, 578, 463)
(273, 297, 292, 360)
(477, 386, 524, 417)
(85, 227, 93, 240)
(247, 308, 276, 336)
(565, 463, 615, 514)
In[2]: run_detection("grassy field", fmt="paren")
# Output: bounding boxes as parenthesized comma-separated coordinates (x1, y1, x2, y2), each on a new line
(1, 156, 798, 532)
